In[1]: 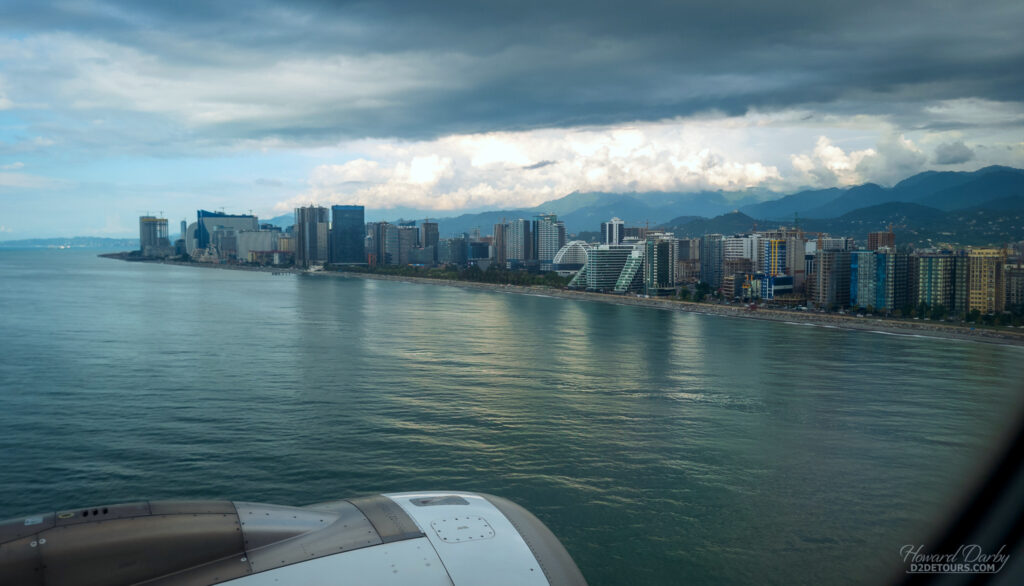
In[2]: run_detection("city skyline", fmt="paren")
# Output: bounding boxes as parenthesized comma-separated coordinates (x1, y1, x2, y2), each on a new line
(1, 1, 1023, 238)
(136, 199, 1023, 324)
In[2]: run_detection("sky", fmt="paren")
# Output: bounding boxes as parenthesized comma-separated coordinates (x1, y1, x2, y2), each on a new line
(1, 0, 1023, 238)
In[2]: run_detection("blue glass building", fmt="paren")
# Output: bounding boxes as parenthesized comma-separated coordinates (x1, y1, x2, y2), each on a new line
(329, 205, 366, 264)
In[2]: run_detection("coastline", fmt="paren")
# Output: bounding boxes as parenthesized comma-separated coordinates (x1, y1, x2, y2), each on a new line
(99, 254, 1024, 347)
(332, 271, 1024, 347)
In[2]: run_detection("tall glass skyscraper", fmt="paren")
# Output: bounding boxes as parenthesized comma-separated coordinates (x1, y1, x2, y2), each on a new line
(700, 234, 724, 290)
(329, 205, 366, 264)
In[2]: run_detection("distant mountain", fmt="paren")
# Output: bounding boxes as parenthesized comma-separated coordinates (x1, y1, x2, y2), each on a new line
(0, 237, 139, 248)
(255, 165, 1024, 240)
(436, 210, 525, 237)
(264, 214, 294, 228)
(801, 183, 891, 218)
(740, 187, 843, 220)
(832, 201, 947, 224)
(964, 195, 1024, 212)
(738, 165, 1024, 220)
(527, 190, 763, 232)
(796, 202, 1024, 248)
(661, 211, 760, 237)
(917, 167, 1024, 210)
(888, 169, 979, 201)
(430, 190, 756, 234)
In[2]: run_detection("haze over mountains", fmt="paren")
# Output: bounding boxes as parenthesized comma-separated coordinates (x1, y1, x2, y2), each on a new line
(410, 165, 1024, 245)
(262, 166, 1024, 238)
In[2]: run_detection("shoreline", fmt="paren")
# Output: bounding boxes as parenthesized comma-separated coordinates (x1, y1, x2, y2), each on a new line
(331, 271, 1024, 347)
(99, 254, 1024, 347)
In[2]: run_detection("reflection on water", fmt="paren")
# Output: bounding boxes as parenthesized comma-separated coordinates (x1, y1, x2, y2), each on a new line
(1, 249, 1022, 585)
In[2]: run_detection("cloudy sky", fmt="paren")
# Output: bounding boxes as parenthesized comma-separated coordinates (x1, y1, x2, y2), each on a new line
(1, 0, 1022, 238)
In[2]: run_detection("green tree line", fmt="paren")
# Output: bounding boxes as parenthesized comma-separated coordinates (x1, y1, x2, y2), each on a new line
(336, 263, 572, 288)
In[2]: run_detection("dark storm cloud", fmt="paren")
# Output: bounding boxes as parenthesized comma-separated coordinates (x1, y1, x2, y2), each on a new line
(523, 160, 556, 170)
(934, 141, 976, 165)
(3, 0, 1023, 143)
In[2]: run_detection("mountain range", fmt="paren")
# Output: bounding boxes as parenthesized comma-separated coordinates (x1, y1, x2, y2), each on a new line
(248, 165, 1024, 247)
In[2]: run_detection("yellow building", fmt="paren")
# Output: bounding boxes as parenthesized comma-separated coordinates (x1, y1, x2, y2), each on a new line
(967, 248, 1006, 314)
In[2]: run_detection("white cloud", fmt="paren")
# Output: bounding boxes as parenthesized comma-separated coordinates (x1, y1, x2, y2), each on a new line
(277, 110, 1010, 214)
(278, 116, 797, 213)
(856, 132, 927, 184)
(1, 162, 24, 170)
(0, 75, 11, 110)
(0, 171, 61, 189)
(790, 136, 877, 187)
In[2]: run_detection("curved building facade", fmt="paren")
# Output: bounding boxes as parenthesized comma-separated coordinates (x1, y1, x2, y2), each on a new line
(553, 240, 590, 273)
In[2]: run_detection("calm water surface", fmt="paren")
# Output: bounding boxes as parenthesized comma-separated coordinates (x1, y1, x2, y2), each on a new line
(1, 249, 1021, 585)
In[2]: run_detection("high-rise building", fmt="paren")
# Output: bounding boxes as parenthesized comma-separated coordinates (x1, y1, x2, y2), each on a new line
(850, 251, 879, 309)
(644, 234, 678, 295)
(492, 223, 507, 266)
(534, 214, 566, 271)
(877, 248, 911, 311)
(723, 258, 753, 277)
(952, 250, 970, 317)
(467, 241, 489, 260)
(757, 239, 787, 299)
(420, 221, 439, 263)
(811, 250, 851, 308)
(700, 234, 724, 290)
(365, 222, 386, 266)
(678, 238, 700, 261)
(382, 223, 400, 265)
(783, 236, 807, 291)
(807, 236, 854, 254)
(1005, 262, 1024, 308)
(915, 253, 957, 311)
(438, 236, 468, 265)
(504, 219, 532, 267)
(139, 216, 169, 250)
(237, 230, 280, 262)
(139, 216, 171, 257)
(396, 225, 419, 265)
(723, 259, 752, 298)
(761, 239, 786, 276)
(195, 210, 258, 251)
(329, 205, 366, 264)
(725, 235, 759, 261)
(602, 218, 625, 245)
(572, 244, 636, 291)
(295, 205, 329, 268)
(623, 226, 648, 241)
(868, 230, 895, 251)
(968, 248, 1006, 314)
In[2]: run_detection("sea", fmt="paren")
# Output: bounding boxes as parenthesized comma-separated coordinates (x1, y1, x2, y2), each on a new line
(1, 249, 1022, 585)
